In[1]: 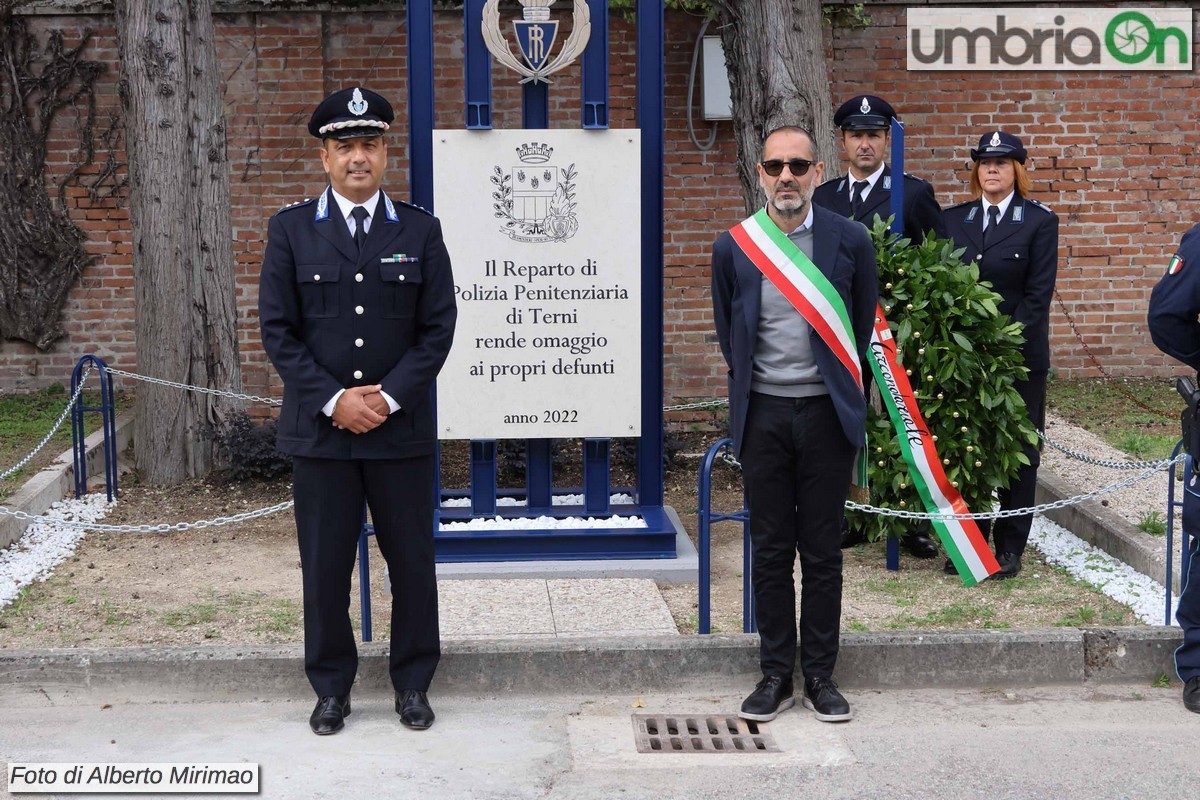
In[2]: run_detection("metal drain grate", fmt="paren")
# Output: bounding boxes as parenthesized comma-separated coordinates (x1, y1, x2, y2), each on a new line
(631, 714, 780, 754)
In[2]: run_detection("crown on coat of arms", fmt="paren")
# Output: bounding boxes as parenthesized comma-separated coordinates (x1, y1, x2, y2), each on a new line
(516, 142, 554, 163)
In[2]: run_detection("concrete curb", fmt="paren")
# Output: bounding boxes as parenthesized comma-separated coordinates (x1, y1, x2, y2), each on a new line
(0, 627, 1182, 701)
(0, 412, 133, 549)
(1037, 471, 1178, 590)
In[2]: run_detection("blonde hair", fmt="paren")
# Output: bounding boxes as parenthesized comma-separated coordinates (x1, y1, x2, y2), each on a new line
(969, 158, 1032, 198)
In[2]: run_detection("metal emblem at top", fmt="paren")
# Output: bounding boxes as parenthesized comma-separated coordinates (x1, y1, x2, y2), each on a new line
(989, 131, 1001, 146)
(482, 0, 592, 85)
(859, 97, 871, 114)
(348, 88, 368, 116)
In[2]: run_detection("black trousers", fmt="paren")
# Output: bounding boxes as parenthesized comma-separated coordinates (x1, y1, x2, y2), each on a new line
(980, 370, 1047, 558)
(292, 455, 440, 697)
(741, 392, 856, 680)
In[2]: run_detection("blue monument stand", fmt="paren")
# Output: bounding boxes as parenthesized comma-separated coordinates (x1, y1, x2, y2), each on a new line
(406, 0, 679, 562)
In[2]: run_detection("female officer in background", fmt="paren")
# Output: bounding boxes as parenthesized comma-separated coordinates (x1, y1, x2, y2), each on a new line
(942, 131, 1059, 579)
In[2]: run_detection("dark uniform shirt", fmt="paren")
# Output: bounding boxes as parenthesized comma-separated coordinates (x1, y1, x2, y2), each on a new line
(812, 165, 946, 245)
(258, 187, 457, 460)
(1149, 224, 1200, 371)
(942, 194, 1058, 370)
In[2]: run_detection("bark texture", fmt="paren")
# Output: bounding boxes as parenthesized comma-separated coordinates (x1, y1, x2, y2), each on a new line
(114, 0, 242, 484)
(714, 0, 836, 215)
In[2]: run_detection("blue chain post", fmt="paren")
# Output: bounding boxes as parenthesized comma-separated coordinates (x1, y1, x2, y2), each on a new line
(70, 355, 117, 501)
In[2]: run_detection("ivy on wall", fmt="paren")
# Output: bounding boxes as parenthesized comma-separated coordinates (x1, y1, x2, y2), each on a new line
(0, 4, 115, 350)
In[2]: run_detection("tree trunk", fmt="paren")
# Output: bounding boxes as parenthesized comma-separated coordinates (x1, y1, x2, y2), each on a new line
(714, 0, 836, 215)
(114, 0, 242, 484)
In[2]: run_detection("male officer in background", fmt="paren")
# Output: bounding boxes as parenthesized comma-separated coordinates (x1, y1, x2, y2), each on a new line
(813, 94, 944, 558)
(259, 86, 457, 734)
(1147, 224, 1200, 714)
(812, 94, 945, 247)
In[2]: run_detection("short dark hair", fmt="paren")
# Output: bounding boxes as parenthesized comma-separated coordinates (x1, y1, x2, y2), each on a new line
(762, 125, 816, 155)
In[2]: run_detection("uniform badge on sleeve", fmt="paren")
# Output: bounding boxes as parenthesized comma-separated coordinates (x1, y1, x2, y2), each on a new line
(1169, 254, 1185, 275)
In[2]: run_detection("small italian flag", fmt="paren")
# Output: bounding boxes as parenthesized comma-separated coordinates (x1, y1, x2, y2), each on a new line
(1169, 254, 1185, 275)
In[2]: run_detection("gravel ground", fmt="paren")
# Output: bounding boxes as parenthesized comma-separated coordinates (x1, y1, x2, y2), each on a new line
(1040, 411, 1178, 529)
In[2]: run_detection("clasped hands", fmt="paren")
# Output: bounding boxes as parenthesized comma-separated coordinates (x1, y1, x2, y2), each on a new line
(332, 384, 390, 433)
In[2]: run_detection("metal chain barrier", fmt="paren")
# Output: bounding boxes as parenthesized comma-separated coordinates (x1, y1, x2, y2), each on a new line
(0, 378, 1182, 532)
(104, 367, 282, 406)
(664, 398, 729, 412)
(716, 444, 1185, 521)
(1036, 428, 1177, 471)
(0, 363, 93, 482)
(0, 500, 295, 533)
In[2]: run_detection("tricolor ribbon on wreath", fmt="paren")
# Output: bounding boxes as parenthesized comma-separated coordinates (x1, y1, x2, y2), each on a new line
(728, 209, 1000, 586)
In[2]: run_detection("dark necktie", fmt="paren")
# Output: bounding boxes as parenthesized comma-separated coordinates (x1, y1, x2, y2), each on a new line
(982, 205, 1000, 247)
(850, 180, 869, 217)
(351, 206, 369, 252)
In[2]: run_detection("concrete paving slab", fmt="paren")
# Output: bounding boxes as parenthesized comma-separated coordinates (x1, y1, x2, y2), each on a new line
(1, 685, 1196, 799)
(546, 578, 677, 635)
(439, 579, 555, 636)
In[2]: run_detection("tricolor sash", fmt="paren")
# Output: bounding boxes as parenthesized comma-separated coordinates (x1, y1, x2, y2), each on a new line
(868, 308, 1000, 586)
(729, 210, 863, 392)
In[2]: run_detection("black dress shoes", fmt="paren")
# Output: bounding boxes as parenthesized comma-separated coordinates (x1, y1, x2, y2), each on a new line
(309, 694, 351, 735)
(738, 675, 794, 721)
(904, 531, 939, 559)
(803, 676, 852, 722)
(1184, 676, 1200, 714)
(396, 689, 436, 730)
(944, 557, 958, 575)
(994, 551, 1022, 579)
(840, 519, 867, 549)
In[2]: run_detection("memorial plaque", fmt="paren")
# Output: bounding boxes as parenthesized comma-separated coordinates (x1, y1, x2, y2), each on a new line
(434, 129, 642, 439)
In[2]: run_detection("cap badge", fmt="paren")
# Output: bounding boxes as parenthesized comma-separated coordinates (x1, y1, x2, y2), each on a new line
(989, 131, 1001, 147)
(860, 97, 871, 114)
(348, 88, 368, 117)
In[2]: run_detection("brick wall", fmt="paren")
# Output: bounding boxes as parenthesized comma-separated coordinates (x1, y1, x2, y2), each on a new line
(3, 1, 1196, 408)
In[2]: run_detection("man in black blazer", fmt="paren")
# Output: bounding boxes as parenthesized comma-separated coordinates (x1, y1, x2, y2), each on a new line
(259, 87, 457, 735)
(711, 126, 877, 724)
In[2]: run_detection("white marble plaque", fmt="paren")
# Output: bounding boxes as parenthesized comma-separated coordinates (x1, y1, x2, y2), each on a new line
(434, 129, 642, 439)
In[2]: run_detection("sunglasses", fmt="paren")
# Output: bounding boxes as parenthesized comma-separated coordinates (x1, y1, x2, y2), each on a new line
(760, 158, 813, 177)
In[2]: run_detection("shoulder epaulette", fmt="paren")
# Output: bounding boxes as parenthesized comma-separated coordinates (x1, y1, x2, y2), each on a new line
(902, 172, 931, 185)
(396, 199, 434, 217)
(817, 176, 841, 189)
(944, 199, 976, 211)
(273, 197, 316, 217)
(1026, 197, 1055, 214)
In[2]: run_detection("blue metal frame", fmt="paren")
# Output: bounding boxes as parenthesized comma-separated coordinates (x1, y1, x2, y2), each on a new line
(884, 117, 906, 571)
(464, 0, 492, 129)
(70, 355, 118, 502)
(1167, 439, 1187, 625)
(696, 438, 755, 635)
(637, 0, 665, 508)
(359, 0, 674, 574)
(581, 0, 609, 129)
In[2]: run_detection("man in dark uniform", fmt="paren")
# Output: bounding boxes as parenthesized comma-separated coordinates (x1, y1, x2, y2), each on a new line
(812, 95, 946, 247)
(942, 131, 1057, 579)
(813, 95, 945, 558)
(1147, 224, 1200, 714)
(259, 86, 457, 734)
